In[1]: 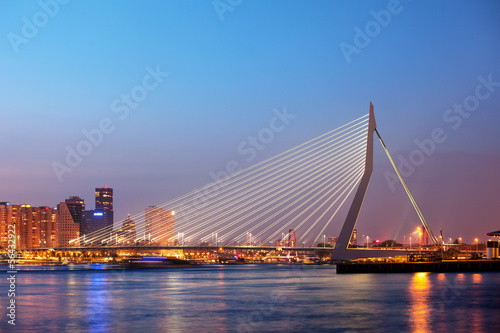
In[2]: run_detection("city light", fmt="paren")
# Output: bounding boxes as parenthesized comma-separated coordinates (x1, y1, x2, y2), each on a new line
(418, 227, 423, 255)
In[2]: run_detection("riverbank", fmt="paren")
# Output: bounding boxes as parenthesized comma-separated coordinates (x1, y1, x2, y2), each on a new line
(336, 259, 500, 274)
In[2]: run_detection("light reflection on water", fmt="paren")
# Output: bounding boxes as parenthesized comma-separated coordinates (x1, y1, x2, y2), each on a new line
(408, 272, 431, 333)
(1, 265, 499, 332)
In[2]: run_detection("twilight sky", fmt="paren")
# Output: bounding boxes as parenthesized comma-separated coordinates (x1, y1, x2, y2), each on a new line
(1, 0, 499, 243)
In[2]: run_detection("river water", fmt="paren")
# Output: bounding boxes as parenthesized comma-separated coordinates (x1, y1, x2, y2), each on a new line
(1, 264, 500, 332)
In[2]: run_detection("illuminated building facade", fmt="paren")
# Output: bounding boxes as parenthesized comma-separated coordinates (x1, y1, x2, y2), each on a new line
(122, 215, 137, 242)
(96, 187, 113, 212)
(81, 187, 114, 236)
(39, 206, 58, 248)
(349, 228, 357, 247)
(0, 202, 18, 249)
(95, 186, 113, 228)
(145, 206, 174, 245)
(82, 209, 113, 236)
(0, 203, 57, 249)
(328, 236, 338, 248)
(57, 196, 85, 247)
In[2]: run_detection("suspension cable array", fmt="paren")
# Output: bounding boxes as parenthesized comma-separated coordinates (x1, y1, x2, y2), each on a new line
(74, 114, 370, 247)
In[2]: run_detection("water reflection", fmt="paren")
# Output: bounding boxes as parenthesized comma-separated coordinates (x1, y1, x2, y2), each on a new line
(472, 273, 482, 284)
(408, 272, 432, 333)
(4, 266, 499, 332)
(470, 274, 485, 333)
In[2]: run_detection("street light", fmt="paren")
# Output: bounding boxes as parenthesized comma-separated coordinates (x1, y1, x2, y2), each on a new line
(366, 235, 369, 249)
(475, 238, 479, 252)
(409, 237, 412, 250)
(459, 237, 462, 251)
(417, 227, 422, 255)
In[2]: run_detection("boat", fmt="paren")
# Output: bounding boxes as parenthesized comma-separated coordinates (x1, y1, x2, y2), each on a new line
(119, 256, 195, 268)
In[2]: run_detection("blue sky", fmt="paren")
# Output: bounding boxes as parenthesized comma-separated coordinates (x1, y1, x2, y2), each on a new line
(1, 0, 500, 242)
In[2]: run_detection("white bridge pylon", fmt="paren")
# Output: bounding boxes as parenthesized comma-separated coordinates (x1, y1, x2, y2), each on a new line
(331, 103, 439, 261)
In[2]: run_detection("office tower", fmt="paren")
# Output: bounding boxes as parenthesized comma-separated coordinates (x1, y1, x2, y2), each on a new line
(81, 209, 112, 236)
(57, 196, 84, 247)
(81, 210, 94, 237)
(145, 206, 174, 246)
(95, 186, 113, 227)
(96, 186, 113, 211)
(80, 187, 114, 237)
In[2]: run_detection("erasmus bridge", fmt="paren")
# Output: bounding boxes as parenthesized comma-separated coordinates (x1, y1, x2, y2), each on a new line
(53, 103, 439, 260)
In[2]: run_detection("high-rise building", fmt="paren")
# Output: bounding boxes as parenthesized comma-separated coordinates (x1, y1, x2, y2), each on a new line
(96, 186, 113, 212)
(122, 214, 137, 244)
(57, 196, 84, 247)
(39, 206, 57, 248)
(81, 209, 113, 236)
(81, 187, 114, 237)
(81, 210, 94, 237)
(17, 205, 40, 249)
(95, 186, 113, 227)
(1, 203, 57, 249)
(145, 206, 174, 246)
(0, 202, 17, 249)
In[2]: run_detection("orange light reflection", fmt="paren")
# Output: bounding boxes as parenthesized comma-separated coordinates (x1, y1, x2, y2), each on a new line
(408, 272, 432, 333)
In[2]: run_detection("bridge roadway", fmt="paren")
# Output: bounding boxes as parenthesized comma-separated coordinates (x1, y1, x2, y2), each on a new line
(17, 245, 335, 252)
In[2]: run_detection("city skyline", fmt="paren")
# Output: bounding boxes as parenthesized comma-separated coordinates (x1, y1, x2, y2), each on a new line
(1, 1, 500, 243)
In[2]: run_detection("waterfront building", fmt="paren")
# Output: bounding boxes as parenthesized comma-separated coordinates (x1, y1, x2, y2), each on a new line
(1, 203, 57, 249)
(0, 202, 16, 249)
(57, 196, 84, 247)
(39, 206, 58, 248)
(81, 209, 113, 235)
(145, 206, 174, 245)
(81, 187, 114, 237)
